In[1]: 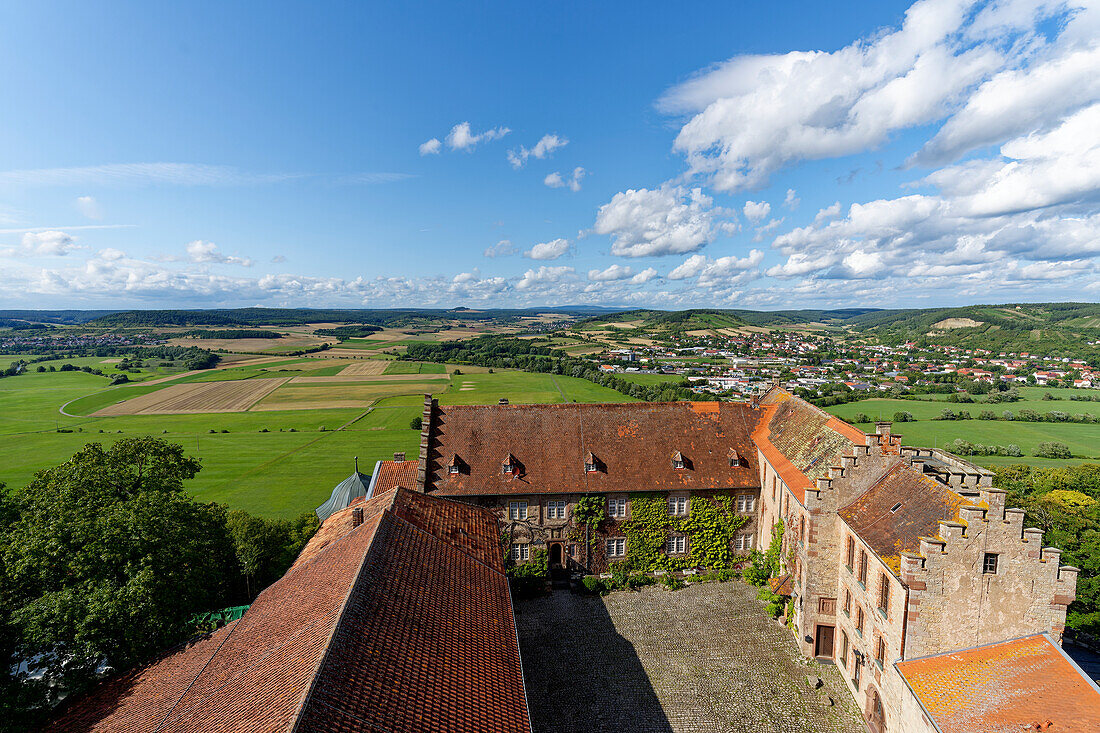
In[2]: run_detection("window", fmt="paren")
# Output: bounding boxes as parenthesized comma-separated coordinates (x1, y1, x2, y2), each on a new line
(511, 544, 529, 562)
(606, 537, 626, 557)
(567, 543, 577, 557)
(584, 452, 598, 473)
(608, 497, 627, 518)
(584, 461, 597, 472)
(448, 463, 460, 475)
(546, 500, 566, 520)
(736, 494, 755, 512)
(853, 653, 862, 689)
(734, 533, 754, 551)
(502, 462, 515, 475)
(772, 476, 777, 501)
(508, 501, 528, 521)
(983, 553, 999, 574)
(878, 574, 890, 615)
(668, 496, 688, 515)
(845, 536, 855, 570)
(843, 588, 852, 616)
(666, 535, 686, 554)
(875, 636, 886, 668)
(856, 606, 865, 637)
(858, 550, 868, 586)
(840, 630, 850, 671)
(799, 516, 806, 543)
(672, 452, 686, 469)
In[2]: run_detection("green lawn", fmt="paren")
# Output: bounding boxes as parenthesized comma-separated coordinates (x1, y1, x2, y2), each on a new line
(439, 370, 635, 405)
(384, 361, 446, 375)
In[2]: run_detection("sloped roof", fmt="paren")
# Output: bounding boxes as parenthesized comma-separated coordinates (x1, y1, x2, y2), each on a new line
(372, 459, 419, 495)
(896, 633, 1100, 733)
(314, 469, 370, 522)
(839, 462, 969, 574)
(46, 488, 528, 733)
(752, 388, 865, 505)
(426, 400, 759, 496)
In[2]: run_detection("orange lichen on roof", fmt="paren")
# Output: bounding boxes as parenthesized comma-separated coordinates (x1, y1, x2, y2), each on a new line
(374, 459, 419, 492)
(840, 463, 968, 576)
(752, 388, 862, 506)
(897, 634, 1100, 733)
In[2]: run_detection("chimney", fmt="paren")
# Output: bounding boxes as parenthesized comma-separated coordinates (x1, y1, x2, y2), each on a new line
(875, 421, 892, 437)
(393, 451, 406, 462)
(352, 507, 363, 527)
(499, 397, 509, 405)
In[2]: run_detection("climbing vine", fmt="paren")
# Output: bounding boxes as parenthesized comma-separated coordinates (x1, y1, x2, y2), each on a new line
(619, 492, 749, 573)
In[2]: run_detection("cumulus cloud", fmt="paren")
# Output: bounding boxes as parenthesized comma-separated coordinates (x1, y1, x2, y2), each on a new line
(0, 230, 83, 257)
(444, 122, 510, 151)
(524, 238, 571, 260)
(484, 239, 518, 258)
(658, 0, 1091, 191)
(185, 240, 253, 267)
(545, 167, 586, 191)
(76, 195, 102, 220)
(588, 264, 635, 281)
(743, 200, 771, 223)
(508, 134, 568, 168)
(784, 189, 800, 210)
(419, 138, 442, 156)
(814, 202, 842, 223)
(668, 249, 764, 287)
(594, 184, 734, 257)
(516, 265, 574, 290)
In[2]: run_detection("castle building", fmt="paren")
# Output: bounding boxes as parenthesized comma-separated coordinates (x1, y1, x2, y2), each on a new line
(365, 389, 1092, 732)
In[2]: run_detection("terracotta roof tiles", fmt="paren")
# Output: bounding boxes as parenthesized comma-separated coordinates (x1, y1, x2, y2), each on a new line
(896, 633, 1100, 733)
(426, 401, 759, 497)
(373, 459, 419, 493)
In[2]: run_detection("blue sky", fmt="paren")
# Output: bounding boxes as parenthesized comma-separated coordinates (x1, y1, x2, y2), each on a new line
(1, 0, 1097, 309)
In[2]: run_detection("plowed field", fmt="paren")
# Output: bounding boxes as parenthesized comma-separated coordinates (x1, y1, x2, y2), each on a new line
(93, 378, 289, 415)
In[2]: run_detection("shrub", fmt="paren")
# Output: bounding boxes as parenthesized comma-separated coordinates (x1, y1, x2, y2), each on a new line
(1036, 441, 1072, 459)
(662, 574, 685, 591)
(1002, 411, 1015, 421)
(852, 412, 871, 424)
(938, 408, 957, 420)
(979, 411, 996, 420)
(1002, 444, 1023, 457)
(452, 368, 462, 375)
(582, 575, 608, 595)
(409, 416, 423, 430)
(892, 411, 915, 422)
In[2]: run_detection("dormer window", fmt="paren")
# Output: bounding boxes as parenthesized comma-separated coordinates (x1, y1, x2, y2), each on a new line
(502, 454, 518, 475)
(728, 449, 741, 467)
(447, 455, 462, 475)
(584, 451, 599, 473)
(672, 451, 686, 470)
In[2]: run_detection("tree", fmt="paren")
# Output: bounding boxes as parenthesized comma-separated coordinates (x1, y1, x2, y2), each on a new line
(1036, 441, 1072, 459)
(225, 510, 318, 599)
(409, 416, 423, 430)
(1, 439, 236, 714)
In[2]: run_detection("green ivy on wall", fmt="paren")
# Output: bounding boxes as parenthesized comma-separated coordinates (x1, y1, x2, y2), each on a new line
(619, 492, 749, 573)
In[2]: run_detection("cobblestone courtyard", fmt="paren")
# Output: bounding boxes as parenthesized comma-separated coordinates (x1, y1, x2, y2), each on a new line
(514, 581, 865, 733)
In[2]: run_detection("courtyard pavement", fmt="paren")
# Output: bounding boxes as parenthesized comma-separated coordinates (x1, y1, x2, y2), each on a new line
(513, 580, 866, 733)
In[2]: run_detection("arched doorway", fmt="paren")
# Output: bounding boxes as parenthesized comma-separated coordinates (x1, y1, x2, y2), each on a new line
(868, 690, 886, 733)
(548, 542, 564, 568)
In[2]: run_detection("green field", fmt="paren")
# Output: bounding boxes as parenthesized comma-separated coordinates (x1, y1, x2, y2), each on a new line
(615, 373, 683, 387)
(0, 364, 634, 519)
(828, 397, 1100, 423)
(384, 361, 446, 375)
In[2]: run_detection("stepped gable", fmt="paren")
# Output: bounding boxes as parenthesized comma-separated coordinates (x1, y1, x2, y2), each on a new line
(45, 488, 528, 733)
(896, 633, 1100, 733)
(752, 388, 864, 504)
(839, 462, 969, 574)
(425, 400, 759, 497)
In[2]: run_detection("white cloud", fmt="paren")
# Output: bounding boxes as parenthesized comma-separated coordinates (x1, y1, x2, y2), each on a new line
(524, 238, 571, 260)
(657, 0, 1087, 191)
(483, 239, 518, 258)
(784, 189, 800, 210)
(508, 134, 568, 168)
(668, 249, 764, 287)
(753, 217, 785, 242)
(594, 184, 734, 257)
(630, 267, 659, 284)
(185, 240, 253, 267)
(419, 138, 442, 156)
(76, 196, 102, 220)
(588, 264, 635, 281)
(814, 202, 842, 223)
(444, 122, 511, 151)
(743, 200, 771, 222)
(545, 166, 586, 191)
(1, 230, 83, 257)
(452, 269, 479, 283)
(516, 265, 574, 290)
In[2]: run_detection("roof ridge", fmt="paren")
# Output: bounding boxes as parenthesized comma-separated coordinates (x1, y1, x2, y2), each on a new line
(289, 513, 393, 733)
(387, 491, 505, 574)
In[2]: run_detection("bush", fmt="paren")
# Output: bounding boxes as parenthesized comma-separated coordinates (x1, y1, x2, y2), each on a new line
(662, 573, 685, 591)
(409, 416, 423, 430)
(1036, 441, 1072, 459)
(892, 411, 915, 422)
(582, 575, 607, 594)
(979, 411, 996, 420)
(452, 368, 462, 375)
(852, 412, 871, 424)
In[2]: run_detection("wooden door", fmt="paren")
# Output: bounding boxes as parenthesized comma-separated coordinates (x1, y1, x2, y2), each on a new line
(815, 625, 835, 658)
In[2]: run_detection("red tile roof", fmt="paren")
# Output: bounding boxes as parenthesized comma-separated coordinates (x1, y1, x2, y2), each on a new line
(896, 633, 1100, 733)
(46, 488, 528, 733)
(373, 459, 419, 493)
(752, 388, 862, 504)
(426, 400, 760, 496)
(839, 462, 968, 574)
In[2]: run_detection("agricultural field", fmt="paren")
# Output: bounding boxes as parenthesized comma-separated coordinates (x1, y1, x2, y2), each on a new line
(0, 355, 634, 519)
(615, 373, 684, 387)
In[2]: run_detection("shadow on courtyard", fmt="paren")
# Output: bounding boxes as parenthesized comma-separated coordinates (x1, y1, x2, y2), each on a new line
(514, 591, 674, 733)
